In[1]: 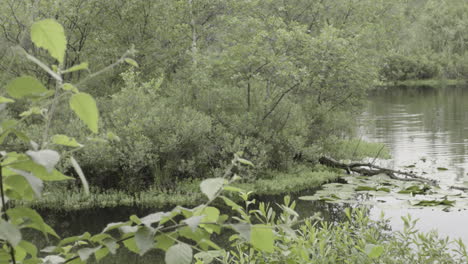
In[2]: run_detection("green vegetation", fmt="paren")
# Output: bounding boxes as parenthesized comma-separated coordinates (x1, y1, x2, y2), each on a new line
(2, 1, 468, 263)
(19, 167, 338, 210)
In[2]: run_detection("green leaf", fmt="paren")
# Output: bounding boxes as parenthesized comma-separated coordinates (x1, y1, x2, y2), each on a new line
(155, 233, 176, 251)
(102, 238, 118, 254)
(78, 247, 100, 261)
(231, 223, 250, 241)
(238, 158, 254, 167)
(250, 224, 274, 253)
(196, 207, 220, 234)
(20, 107, 43, 117)
(122, 236, 139, 254)
(94, 247, 109, 262)
(69, 93, 99, 133)
(26, 150, 60, 173)
(6, 76, 48, 99)
(194, 250, 224, 264)
(365, 244, 384, 259)
(102, 221, 130, 233)
(7, 207, 58, 238)
(437, 167, 448, 171)
(0, 97, 14, 104)
(62, 83, 79, 93)
(52, 135, 83, 147)
(140, 212, 165, 227)
(183, 215, 204, 232)
(165, 243, 192, 264)
(135, 226, 154, 256)
(9, 161, 73, 181)
(200, 178, 225, 201)
(42, 255, 65, 264)
(62, 62, 89, 73)
(18, 240, 38, 258)
(9, 169, 43, 198)
(124, 58, 139, 67)
(31, 19, 67, 64)
(0, 220, 21, 247)
(70, 156, 89, 195)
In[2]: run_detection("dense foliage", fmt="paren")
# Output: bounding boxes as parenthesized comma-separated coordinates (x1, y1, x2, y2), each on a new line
(0, 0, 427, 191)
(1, 6, 468, 264)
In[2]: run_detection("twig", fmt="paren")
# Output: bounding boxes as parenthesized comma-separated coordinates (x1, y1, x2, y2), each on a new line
(0, 164, 16, 264)
(14, 46, 62, 81)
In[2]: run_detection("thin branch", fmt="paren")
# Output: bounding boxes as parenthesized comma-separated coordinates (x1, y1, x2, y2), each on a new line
(75, 51, 131, 89)
(262, 83, 299, 121)
(14, 46, 62, 81)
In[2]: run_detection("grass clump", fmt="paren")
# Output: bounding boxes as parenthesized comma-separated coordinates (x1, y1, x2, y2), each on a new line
(19, 166, 339, 211)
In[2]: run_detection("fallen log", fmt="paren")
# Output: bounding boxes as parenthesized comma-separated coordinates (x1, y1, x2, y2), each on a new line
(319, 156, 438, 185)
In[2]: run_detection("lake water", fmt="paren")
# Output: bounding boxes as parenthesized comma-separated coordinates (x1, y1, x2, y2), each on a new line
(359, 84, 468, 243)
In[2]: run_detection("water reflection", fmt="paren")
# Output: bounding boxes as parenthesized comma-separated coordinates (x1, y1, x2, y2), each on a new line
(360, 84, 468, 243)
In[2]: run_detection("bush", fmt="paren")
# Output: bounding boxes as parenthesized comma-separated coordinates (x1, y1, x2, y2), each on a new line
(380, 54, 440, 81)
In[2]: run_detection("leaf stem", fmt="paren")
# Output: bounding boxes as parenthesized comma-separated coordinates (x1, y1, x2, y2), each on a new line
(0, 163, 16, 264)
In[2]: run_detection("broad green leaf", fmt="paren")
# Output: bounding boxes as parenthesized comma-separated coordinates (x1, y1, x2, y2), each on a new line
(42, 255, 65, 264)
(200, 178, 225, 201)
(140, 212, 166, 227)
(135, 226, 154, 255)
(124, 58, 139, 67)
(250, 224, 274, 253)
(78, 247, 100, 261)
(231, 223, 250, 241)
(7, 207, 58, 238)
(122, 236, 139, 254)
(70, 156, 89, 195)
(18, 240, 38, 258)
(31, 19, 67, 64)
(52, 134, 83, 147)
(198, 239, 221, 251)
(62, 62, 89, 73)
(194, 250, 224, 264)
(130, 215, 142, 225)
(62, 83, 79, 93)
(102, 238, 118, 254)
(0, 220, 21, 247)
(69, 93, 99, 133)
(94, 247, 109, 262)
(4, 174, 34, 201)
(14, 245, 27, 262)
(165, 243, 192, 264)
(155, 233, 176, 251)
(182, 215, 204, 232)
(6, 76, 47, 99)
(196, 207, 220, 234)
(9, 161, 73, 181)
(26, 150, 60, 173)
(365, 244, 384, 258)
(10, 169, 43, 198)
(0, 97, 14, 103)
(102, 221, 130, 233)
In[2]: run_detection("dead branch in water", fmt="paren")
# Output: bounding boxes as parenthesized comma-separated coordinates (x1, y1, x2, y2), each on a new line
(319, 156, 468, 191)
(319, 156, 438, 185)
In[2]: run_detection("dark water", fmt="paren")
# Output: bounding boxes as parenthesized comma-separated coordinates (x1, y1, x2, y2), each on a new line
(359, 84, 468, 243)
(28, 191, 347, 263)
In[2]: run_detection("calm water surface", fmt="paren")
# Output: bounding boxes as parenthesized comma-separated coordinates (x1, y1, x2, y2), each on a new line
(359, 85, 468, 243)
